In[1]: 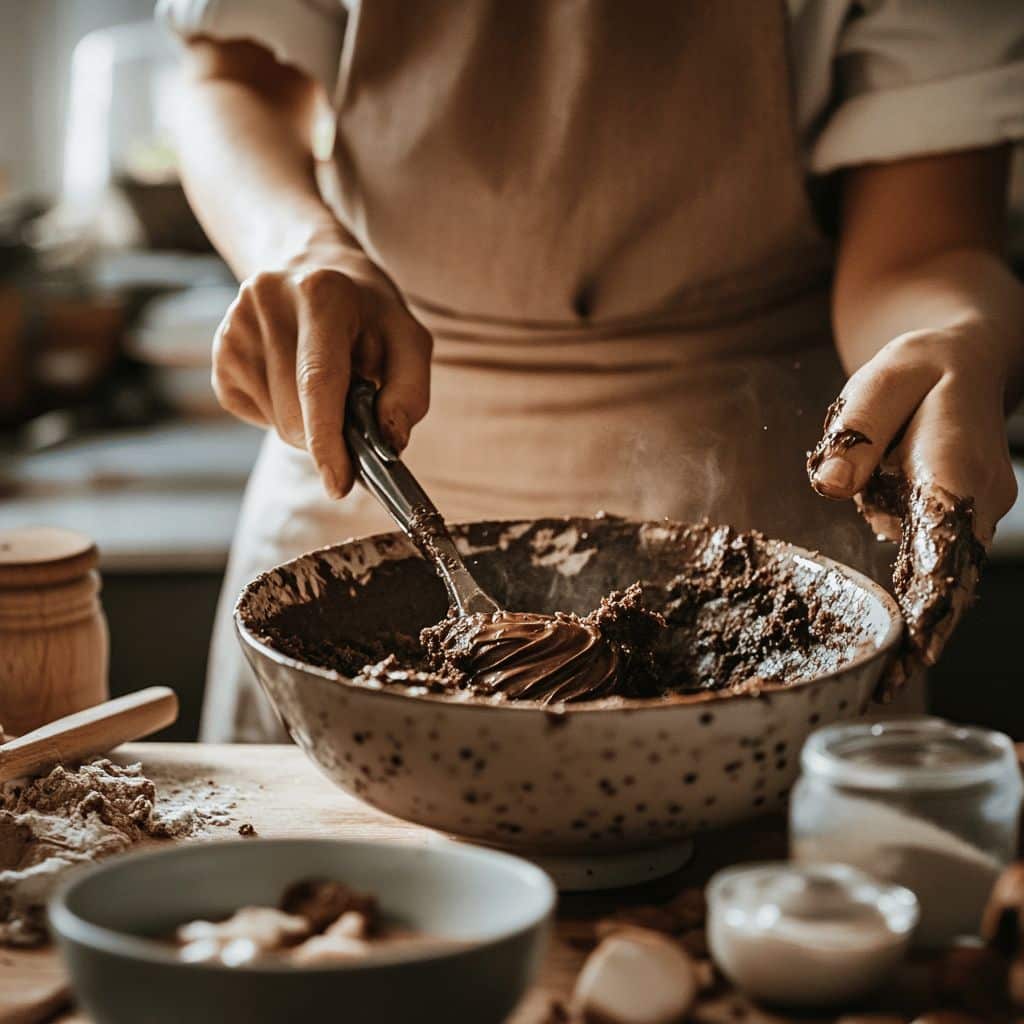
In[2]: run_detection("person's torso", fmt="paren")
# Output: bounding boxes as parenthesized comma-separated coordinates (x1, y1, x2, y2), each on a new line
(317, 0, 832, 339)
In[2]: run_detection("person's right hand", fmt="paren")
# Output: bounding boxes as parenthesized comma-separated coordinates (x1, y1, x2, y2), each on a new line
(211, 254, 432, 498)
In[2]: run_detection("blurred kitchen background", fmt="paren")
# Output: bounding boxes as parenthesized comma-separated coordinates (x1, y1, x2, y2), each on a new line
(1, 1, 1022, 740)
(0, 1, 261, 740)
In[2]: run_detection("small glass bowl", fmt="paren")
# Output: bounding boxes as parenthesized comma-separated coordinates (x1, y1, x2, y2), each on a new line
(707, 862, 919, 1008)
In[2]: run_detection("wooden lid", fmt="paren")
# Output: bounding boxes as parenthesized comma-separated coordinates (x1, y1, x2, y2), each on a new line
(0, 527, 99, 587)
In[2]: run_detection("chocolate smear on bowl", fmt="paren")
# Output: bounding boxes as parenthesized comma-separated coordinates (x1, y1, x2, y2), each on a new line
(281, 878, 378, 934)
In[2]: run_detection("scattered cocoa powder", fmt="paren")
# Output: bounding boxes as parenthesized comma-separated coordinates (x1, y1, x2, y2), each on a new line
(0, 758, 235, 947)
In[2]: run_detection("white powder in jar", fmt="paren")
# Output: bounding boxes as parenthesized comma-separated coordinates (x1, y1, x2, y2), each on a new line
(791, 791, 1001, 947)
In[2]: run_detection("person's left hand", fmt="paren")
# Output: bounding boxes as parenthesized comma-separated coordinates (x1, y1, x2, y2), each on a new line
(807, 320, 1018, 679)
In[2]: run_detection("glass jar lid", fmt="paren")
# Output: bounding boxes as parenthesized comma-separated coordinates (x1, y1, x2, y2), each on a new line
(707, 862, 919, 941)
(801, 717, 1018, 791)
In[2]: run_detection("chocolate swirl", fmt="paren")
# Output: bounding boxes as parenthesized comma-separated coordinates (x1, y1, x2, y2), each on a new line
(422, 611, 622, 703)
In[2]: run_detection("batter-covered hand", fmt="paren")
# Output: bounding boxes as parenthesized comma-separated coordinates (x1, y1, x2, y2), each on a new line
(807, 321, 1017, 681)
(211, 245, 432, 498)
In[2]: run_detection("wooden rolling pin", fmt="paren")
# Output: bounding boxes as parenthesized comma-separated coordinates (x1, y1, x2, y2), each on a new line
(0, 686, 178, 783)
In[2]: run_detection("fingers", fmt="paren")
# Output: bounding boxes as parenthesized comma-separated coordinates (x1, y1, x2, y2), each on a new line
(376, 312, 432, 452)
(896, 376, 1016, 545)
(255, 278, 305, 450)
(218, 388, 269, 428)
(212, 290, 273, 424)
(875, 379, 1005, 671)
(812, 328, 1017, 686)
(211, 264, 430, 502)
(809, 337, 941, 499)
(294, 269, 361, 498)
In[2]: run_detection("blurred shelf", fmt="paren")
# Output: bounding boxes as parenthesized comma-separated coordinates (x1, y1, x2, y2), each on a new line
(0, 419, 263, 572)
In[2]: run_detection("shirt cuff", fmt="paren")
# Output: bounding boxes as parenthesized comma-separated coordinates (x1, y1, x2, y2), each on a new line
(810, 62, 1024, 174)
(156, 0, 345, 96)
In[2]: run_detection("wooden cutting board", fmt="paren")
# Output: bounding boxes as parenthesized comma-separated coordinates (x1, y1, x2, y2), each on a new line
(0, 743, 930, 1024)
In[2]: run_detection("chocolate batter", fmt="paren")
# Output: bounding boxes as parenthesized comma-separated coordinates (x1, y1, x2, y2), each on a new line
(260, 522, 858, 705)
(422, 611, 621, 702)
(420, 585, 664, 703)
(661, 527, 844, 691)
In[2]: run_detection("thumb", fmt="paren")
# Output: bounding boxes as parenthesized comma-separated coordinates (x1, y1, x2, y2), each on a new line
(808, 358, 937, 499)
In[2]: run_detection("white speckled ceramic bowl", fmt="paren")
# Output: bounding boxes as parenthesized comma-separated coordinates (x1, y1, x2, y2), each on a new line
(236, 517, 902, 888)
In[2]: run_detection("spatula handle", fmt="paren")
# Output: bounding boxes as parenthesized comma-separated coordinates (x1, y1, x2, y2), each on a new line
(344, 377, 499, 616)
(0, 686, 179, 783)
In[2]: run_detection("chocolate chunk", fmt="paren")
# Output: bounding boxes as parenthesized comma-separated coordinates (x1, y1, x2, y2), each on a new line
(279, 879, 378, 934)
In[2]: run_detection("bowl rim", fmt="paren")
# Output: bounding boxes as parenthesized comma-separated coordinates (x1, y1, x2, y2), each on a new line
(49, 837, 556, 973)
(706, 860, 921, 938)
(234, 516, 904, 714)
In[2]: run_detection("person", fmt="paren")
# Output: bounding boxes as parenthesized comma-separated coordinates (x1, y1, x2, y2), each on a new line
(158, 0, 1024, 742)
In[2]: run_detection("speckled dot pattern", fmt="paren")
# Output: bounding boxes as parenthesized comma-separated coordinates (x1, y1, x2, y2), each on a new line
(236, 517, 899, 855)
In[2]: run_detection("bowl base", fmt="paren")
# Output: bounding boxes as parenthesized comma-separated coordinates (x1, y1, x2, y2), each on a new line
(521, 840, 695, 891)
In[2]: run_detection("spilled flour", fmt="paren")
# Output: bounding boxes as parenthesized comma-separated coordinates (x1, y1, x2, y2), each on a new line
(0, 759, 236, 947)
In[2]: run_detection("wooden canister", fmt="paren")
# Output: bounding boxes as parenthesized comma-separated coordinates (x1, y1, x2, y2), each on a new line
(0, 527, 109, 735)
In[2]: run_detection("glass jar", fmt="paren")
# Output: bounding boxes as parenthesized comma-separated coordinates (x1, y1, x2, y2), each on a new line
(790, 717, 1022, 947)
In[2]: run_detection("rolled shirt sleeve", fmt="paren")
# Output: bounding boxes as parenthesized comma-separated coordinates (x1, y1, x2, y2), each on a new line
(156, 0, 346, 96)
(803, 0, 1024, 174)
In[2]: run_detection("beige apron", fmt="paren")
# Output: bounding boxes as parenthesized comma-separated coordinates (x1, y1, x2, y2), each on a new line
(204, 0, 882, 742)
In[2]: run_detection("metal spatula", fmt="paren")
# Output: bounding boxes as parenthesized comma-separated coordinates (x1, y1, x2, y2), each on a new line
(344, 377, 499, 616)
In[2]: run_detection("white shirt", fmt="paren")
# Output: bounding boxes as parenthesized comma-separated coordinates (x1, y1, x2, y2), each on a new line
(159, 0, 1024, 174)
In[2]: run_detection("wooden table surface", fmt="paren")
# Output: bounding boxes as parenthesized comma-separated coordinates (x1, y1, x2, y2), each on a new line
(1, 743, 938, 1024)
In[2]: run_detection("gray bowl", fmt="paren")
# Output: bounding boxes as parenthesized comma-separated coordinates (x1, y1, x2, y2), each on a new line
(50, 838, 555, 1024)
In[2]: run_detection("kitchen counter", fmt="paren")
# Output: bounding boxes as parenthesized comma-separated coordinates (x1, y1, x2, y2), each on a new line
(0, 420, 263, 572)
(3, 743, 971, 1024)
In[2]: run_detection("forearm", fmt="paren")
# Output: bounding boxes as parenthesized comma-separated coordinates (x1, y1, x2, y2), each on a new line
(835, 247, 1024, 402)
(832, 147, 1024, 402)
(174, 39, 377, 282)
